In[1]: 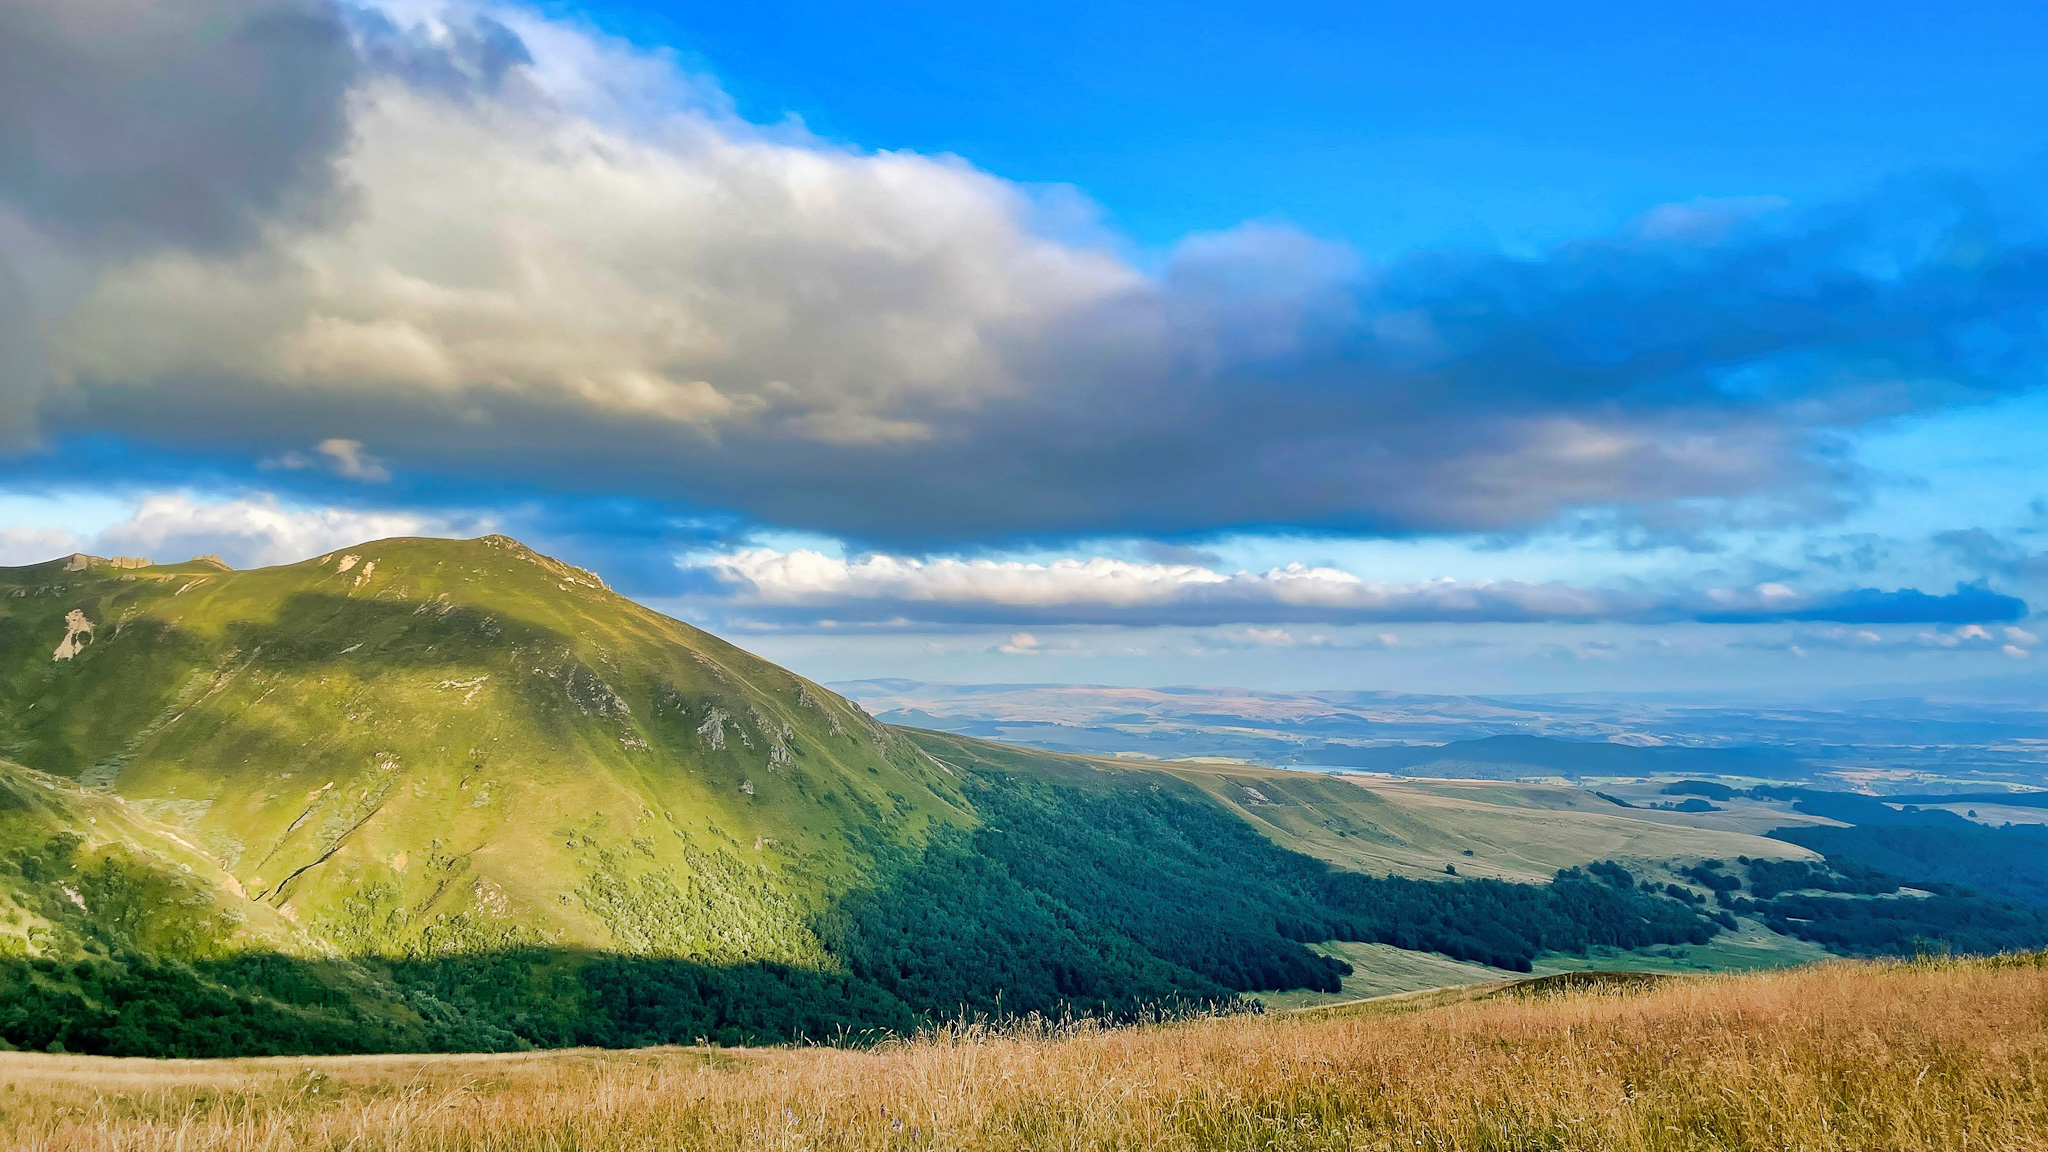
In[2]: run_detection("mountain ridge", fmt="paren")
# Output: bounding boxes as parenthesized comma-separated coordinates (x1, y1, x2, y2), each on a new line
(2, 534, 967, 965)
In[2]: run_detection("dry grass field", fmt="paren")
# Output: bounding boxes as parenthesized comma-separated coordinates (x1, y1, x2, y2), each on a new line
(3, 955, 2045, 1151)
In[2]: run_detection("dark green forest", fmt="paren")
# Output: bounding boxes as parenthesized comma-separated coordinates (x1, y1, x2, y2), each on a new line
(1697, 831, 2048, 959)
(1657, 784, 2048, 957)
(1770, 823, 2048, 910)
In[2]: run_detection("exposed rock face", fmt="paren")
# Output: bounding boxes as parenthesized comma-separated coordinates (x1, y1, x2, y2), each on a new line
(54, 609, 94, 660)
(62, 554, 151, 571)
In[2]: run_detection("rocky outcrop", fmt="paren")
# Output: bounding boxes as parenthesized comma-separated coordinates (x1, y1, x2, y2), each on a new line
(62, 553, 151, 571)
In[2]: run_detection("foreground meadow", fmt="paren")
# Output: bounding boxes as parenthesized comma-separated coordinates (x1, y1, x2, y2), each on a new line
(2, 957, 2045, 1151)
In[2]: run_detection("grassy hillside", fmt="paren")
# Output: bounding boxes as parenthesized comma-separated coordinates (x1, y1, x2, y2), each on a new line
(1255, 919, 1837, 1010)
(0, 757, 298, 959)
(1132, 764, 1815, 881)
(3, 954, 2043, 1151)
(1, 537, 966, 966)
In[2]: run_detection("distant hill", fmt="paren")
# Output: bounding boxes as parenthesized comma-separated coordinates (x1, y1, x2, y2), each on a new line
(838, 679, 2048, 785)
(1325, 735, 1809, 780)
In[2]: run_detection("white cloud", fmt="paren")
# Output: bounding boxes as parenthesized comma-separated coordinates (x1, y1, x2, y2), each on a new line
(711, 550, 1227, 607)
(267, 438, 392, 482)
(1747, 622, 2039, 656)
(0, 525, 81, 566)
(694, 546, 1645, 624)
(686, 546, 2035, 630)
(1193, 626, 1403, 652)
(47, 32, 1136, 448)
(88, 493, 476, 569)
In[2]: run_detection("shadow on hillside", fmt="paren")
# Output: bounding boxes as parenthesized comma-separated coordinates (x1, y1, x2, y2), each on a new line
(218, 591, 565, 672)
(0, 948, 934, 1057)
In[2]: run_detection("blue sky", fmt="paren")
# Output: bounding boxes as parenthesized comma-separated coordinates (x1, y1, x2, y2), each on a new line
(576, 0, 2048, 256)
(2, 0, 2046, 694)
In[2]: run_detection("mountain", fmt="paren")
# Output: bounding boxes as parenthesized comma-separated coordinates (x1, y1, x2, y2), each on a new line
(4, 536, 963, 964)
(1, 537, 2037, 1057)
(3, 536, 1006, 1051)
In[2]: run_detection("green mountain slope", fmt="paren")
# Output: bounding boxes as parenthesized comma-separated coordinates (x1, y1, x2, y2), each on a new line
(2, 537, 967, 967)
(0, 756, 297, 960)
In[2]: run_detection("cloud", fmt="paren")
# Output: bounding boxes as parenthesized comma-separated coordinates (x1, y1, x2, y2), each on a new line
(1697, 582, 2028, 625)
(1739, 622, 2039, 658)
(1934, 528, 2048, 582)
(6, 2, 2048, 548)
(694, 548, 1637, 624)
(1195, 626, 1401, 652)
(0, 525, 81, 566)
(0, 0, 354, 255)
(267, 437, 392, 481)
(85, 492, 474, 569)
(686, 546, 2029, 627)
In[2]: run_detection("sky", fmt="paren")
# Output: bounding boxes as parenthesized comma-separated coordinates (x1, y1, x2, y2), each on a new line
(2, 0, 2047, 695)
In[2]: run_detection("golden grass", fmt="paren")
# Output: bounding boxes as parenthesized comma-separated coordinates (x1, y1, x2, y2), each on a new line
(4, 956, 2046, 1151)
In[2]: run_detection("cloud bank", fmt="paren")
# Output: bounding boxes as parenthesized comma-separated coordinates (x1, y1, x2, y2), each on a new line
(4, 1, 2048, 549)
(688, 547, 2027, 627)
(0, 492, 470, 570)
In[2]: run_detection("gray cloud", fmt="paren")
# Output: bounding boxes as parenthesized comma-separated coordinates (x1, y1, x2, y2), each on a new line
(1935, 528, 2048, 582)
(6, 3, 2048, 550)
(350, 7, 532, 99)
(0, 0, 355, 255)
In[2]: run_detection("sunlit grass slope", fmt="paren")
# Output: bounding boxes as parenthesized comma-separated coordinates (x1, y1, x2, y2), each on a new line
(1, 537, 967, 963)
(3, 954, 2042, 1151)
(0, 757, 300, 959)
(1149, 764, 1815, 881)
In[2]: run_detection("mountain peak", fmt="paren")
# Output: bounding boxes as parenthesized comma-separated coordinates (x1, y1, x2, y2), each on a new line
(302, 534, 612, 593)
(1, 535, 947, 964)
